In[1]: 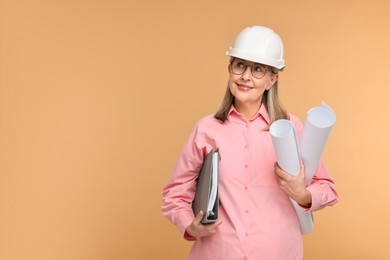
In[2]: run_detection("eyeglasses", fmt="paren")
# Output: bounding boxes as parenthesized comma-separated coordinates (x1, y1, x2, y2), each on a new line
(230, 58, 269, 79)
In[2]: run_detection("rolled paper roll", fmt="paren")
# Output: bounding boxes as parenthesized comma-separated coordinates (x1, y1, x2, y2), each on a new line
(301, 102, 336, 186)
(269, 119, 300, 176)
(291, 200, 314, 234)
(320, 101, 336, 118)
(270, 119, 314, 234)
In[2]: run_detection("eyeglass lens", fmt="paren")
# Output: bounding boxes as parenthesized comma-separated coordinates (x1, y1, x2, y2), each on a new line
(231, 59, 267, 79)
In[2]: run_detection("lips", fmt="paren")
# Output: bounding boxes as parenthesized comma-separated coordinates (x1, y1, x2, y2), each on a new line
(237, 83, 254, 91)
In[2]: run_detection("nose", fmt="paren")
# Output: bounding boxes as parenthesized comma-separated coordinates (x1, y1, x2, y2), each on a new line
(241, 66, 252, 81)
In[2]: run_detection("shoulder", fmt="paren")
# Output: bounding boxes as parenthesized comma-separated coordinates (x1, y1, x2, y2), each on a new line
(187, 114, 221, 152)
(195, 114, 224, 129)
(188, 114, 225, 141)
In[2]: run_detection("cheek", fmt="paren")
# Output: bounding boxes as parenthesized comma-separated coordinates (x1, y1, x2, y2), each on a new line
(256, 84, 267, 91)
(228, 75, 236, 90)
(254, 78, 268, 90)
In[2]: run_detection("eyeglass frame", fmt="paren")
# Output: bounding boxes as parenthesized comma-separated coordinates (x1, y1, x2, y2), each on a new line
(229, 57, 272, 79)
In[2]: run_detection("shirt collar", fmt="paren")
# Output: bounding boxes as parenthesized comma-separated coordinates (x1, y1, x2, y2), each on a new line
(228, 104, 270, 124)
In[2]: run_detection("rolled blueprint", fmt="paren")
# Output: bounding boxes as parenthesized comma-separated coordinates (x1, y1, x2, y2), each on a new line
(270, 119, 314, 234)
(269, 119, 300, 175)
(300, 102, 336, 185)
(269, 102, 336, 234)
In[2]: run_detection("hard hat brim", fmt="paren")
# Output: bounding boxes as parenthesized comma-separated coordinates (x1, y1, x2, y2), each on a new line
(226, 49, 285, 70)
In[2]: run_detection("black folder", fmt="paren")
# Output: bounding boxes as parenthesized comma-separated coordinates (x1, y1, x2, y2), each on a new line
(192, 149, 219, 224)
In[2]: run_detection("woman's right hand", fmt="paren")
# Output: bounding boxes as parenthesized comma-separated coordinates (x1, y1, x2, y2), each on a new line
(185, 211, 222, 239)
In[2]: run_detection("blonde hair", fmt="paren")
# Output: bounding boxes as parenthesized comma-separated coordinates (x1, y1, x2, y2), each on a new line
(214, 64, 288, 130)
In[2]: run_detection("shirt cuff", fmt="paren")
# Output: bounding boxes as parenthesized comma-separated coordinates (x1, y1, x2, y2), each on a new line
(174, 210, 196, 241)
(183, 230, 197, 241)
(305, 185, 322, 212)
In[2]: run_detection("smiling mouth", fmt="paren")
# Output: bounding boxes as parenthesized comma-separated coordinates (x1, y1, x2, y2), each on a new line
(237, 84, 254, 90)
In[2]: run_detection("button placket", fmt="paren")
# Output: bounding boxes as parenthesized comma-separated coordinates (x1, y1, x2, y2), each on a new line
(244, 123, 250, 170)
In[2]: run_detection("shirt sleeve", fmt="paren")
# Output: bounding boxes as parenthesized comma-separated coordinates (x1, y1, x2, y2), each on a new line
(289, 114, 339, 212)
(161, 120, 215, 240)
(305, 160, 339, 211)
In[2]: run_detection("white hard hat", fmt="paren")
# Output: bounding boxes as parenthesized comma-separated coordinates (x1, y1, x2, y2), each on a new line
(226, 26, 285, 70)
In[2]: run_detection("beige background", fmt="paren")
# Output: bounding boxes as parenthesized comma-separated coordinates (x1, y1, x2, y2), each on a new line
(1, 0, 390, 259)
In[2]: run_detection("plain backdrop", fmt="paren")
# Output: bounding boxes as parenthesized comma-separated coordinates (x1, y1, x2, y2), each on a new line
(1, 1, 390, 259)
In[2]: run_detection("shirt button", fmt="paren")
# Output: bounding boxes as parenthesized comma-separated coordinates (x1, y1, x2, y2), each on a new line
(244, 164, 248, 168)
(244, 144, 248, 148)
(246, 210, 249, 214)
(244, 186, 248, 190)
(245, 233, 248, 236)
(244, 256, 248, 260)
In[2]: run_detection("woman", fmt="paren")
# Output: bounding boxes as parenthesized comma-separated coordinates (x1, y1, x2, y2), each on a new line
(161, 26, 338, 260)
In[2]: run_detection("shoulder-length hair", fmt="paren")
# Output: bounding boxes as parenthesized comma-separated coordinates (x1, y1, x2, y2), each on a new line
(214, 62, 288, 130)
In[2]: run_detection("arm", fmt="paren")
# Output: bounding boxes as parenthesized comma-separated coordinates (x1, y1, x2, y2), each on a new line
(305, 160, 339, 211)
(185, 211, 222, 240)
(161, 121, 220, 240)
(275, 114, 339, 211)
(274, 159, 338, 211)
(274, 161, 312, 208)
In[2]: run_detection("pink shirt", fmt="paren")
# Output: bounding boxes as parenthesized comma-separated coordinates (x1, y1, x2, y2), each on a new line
(162, 105, 338, 260)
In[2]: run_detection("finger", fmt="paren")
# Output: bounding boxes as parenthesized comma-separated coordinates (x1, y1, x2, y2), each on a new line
(300, 160, 306, 172)
(274, 162, 282, 176)
(274, 162, 281, 171)
(274, 170, 285, 182)
(274, 165, 289, 179)
(206, 219, 222, 233)
(194, 211, 204, 224)
(212, 218, 222, 227)
(299, 160, 306, 178)
(274, 169, 284, 179)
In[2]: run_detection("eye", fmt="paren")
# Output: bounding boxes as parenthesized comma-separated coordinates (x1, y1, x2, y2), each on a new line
(253, 65, 265, 72)
(236, 61, 246, 68)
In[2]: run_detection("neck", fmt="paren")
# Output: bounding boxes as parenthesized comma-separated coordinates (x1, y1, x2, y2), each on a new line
(235, 101, 261, 121)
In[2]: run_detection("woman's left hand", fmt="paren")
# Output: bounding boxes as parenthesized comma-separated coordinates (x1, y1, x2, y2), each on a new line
(274, 161, 312, 208)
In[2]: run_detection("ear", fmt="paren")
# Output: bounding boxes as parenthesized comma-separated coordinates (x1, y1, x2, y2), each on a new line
(227, 63, 231, 73)
(267, 73, 279, 90)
